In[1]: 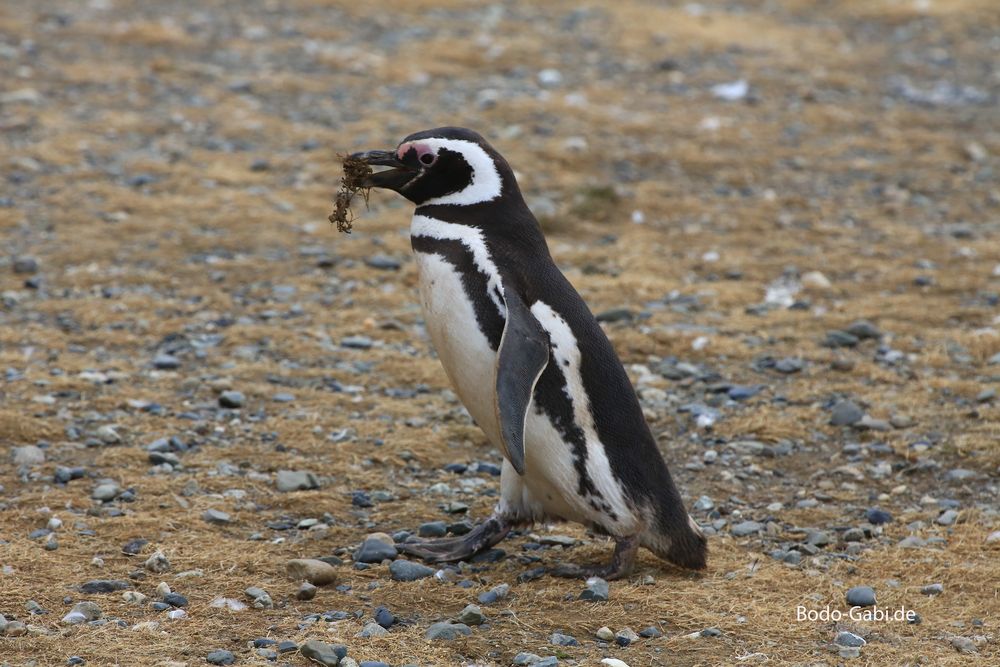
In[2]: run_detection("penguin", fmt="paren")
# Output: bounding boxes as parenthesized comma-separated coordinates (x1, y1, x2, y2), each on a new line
(351, 127, 706, 579)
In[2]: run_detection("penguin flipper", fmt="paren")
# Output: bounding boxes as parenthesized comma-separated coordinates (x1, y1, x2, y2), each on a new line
(495, 290, 548, 475)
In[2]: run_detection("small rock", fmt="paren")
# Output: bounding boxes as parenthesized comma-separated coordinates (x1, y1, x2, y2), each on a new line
(846, 586, 876, 607)
(218, 391, 244, 408)
(455, 603, 485, 626)
(835, 631, 866, 647)
(389, 559, 435, 582)
(615, 627, 640, 646)
(123, 591, 147, 604)
(596, 626, 615, 641)
(865, 508, 892, 525)
(80, 580, 131, 594)
(921, 583, 944, 596)
(801, 271, 831, 290)
(341, 335, 373, 350)
(276, 470, 320, 492)
(845, 320, 881, 340)
(950, 636, 978, 654)
(62, 602, 102, 624)
(639, 626, 663, 638)
(358, 621, 389, 638)
(296, 582, 317, 601)
(300, 640, 345, 666)
(202, 509, 231, 525)
(152, 354, 180, 370)
(374, 606, 395, 628)
(774, 357, 805, 374)
(286, 559, 338, 586)
(596, 307, 634, 323)
(986, 531, 1000, 544)
(418, 521, 448, 538)
(205, 650, 236, 666)
(365, 254, 401, 271)
(898, 536, 927, 549)
(945, 469, 976, 482)
(936, 509, 959, 526)
(550, 631, 579, 646)
(830, 400, 864, 426)
(731, 521, 763, 537)
(579, 577, 609, 602)
(512, 653, 543, 666)
(477, 583, 510, 605)
(91, 483, 120, 502)
(12, 445, 45, 466)
(426, 621, 472, 641)
(144, 551, 170, 574)
(824, 330, 860, 348)
(163, 592, 188, 608)
(354, 535, 398, 563)
(13, 256, 39, 274)
(4, 620, 26, 636)
(244, 586, 273, 609)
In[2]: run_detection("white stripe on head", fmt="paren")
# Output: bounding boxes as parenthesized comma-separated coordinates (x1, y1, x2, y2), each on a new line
(414, 138, 503, 206)
(411, 214, 506, 316)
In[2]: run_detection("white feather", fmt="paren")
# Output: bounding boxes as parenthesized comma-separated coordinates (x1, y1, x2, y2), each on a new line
(416, 138, 503, 206)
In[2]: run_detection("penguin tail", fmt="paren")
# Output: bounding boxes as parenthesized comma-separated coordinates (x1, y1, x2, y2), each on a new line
(642, 509, 708, 571)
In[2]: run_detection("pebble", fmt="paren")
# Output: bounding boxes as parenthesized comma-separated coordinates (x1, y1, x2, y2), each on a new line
(205, 650, 236, 665)
(426, 621, 473, 640)
(865, 508, 892, 524)
(835, 631, 866, 647)
(596, 626, 615, 641)
(286, 559, 338, 586)
(921, 583, 944, 596)
(550, 631, 578, 646)
(341, 335, 373, 350)
(13, 256, 39, 274)
(152, 354, 181, 369)
(276, 470, 320, 492)
(986, 531, 1000, 544)
(601, 660, 631, 667)
(202, 509, 232, 525)
(477, 583, 510, 605)
(829, 400, 864, 426)
(898, 536, 927, 548)
(299, 639, 347, 667)
(639, 626, 663, 638)
(296, 582, 317, 600)
(455, 603, 485, 626)
(354, 535, 398, 563)
(244, 586, 273, 609)
(945, 469, 976, 482)
(389, 559, 435, 582)
(80, 579, 131, 594)
(824, 330, 860, 348)
(144, 551, 170, 573)
(62, 601, 102, 624)
(950, 636, 978, 654)
(846, 320, 881, 340)
(358, 662, 389, 667)
(616, 627, 640, 646)
(512, 653, 544, 666)
(774, 357, 805, 374)
(418, 521, 448, 538)
(845, 586, 876, 607)
(374, 606, 395, 628)
(12, 445, 45, 466)
(91, 483, 121, 502)
(936, 509, 959, 526)
(358, 621, 389, 638)
(365, 254, 401, 270)
(123, 591, 147, 604)
(218, 390, 244, 408)
(55, 466, 86, 484)
(579, 576, 609, 602)
(731, 520, 763, 537)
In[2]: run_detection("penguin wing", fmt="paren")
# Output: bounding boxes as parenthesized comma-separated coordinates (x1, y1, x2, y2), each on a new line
(494, 288, 548, 475)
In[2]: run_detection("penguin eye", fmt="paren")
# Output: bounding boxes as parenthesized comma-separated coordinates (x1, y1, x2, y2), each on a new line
(419, 152, 436, 166)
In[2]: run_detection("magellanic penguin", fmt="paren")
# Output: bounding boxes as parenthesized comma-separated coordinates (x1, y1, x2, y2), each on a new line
(351, 127, 706, 579)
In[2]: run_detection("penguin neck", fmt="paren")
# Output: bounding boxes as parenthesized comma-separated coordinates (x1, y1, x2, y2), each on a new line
(414, 184, 544, 245)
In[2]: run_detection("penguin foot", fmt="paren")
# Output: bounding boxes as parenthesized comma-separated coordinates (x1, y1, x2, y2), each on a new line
(397, 515, 511, 563)
(551, 534, 639, 581)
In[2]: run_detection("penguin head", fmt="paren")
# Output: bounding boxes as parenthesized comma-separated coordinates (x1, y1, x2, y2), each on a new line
(352, 127, 514, 206)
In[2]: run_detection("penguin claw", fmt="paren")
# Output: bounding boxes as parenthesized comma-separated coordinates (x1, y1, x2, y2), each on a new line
(550, 535, 639, 581)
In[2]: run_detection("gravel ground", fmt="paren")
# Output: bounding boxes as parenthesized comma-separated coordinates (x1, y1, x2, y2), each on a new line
(1, 1, 999, 666)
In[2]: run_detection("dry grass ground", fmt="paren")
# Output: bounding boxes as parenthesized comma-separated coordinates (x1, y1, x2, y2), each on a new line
(1, 1, 998, 666)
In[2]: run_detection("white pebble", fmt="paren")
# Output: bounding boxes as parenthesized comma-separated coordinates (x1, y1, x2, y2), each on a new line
(167, 609, 187, 620)
(47, 517, 63, 531)
(155, 581, 171, 597)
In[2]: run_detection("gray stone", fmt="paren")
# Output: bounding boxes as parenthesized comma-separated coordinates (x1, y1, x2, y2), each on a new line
(846, 586, 876, 607)
(830, 400, 864, 426)
(846, 320, 881, 340)
(206, 650, 236, 665)
(455, 603, 485, 626)
(152, 354, 180, 369)
(341, 335, 373, 350)
(12, 445, 45, 466)
(426, 621, 472, 640)
(389, 559, 434, 582)
(13, 256, 39, 274)
(579, 577, 609, 602)
(512, 653, 543, 666)
(218, 390, 244, 408)
(92, 483, 120, 501)
(944, 468, 976, 482)
(202, 509, 231, 525)
(550, 631, 578, 646)
(731, 520, 763, 537)
(477, 582, 510, 605)
(358, 621, 389, 638)
(296, 582, 317, 601)
(365, 254, 401, 270)
(835, 631, 866, 647)
(950, 636, 978, 654)
(774, 357, 805, 373)
(62, 601, 102, 624)
(354, 536, 397, 563)
(898, 536, 927, 549)
(921, 583, 944, 596)
(144, 551, 170, 573)
(286, 558, 338, 586)
(276, 470, 320, 492)
(418, 521, 448, 538)
(986, 531, 1000, 544)
(244, 586, 273, 609)
(80, 579, 131, 593)
(824, 330, 860, 348)
(936, 509, 959, 526)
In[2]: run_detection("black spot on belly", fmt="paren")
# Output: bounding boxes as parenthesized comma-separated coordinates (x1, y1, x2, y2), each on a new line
(412, 235, 505, 349)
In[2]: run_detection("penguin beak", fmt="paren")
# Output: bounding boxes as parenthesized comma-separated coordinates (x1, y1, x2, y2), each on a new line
(350, 150, 416, 192)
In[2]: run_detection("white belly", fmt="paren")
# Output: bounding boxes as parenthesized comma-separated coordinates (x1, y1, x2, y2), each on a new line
(415, 251, 502, 446)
